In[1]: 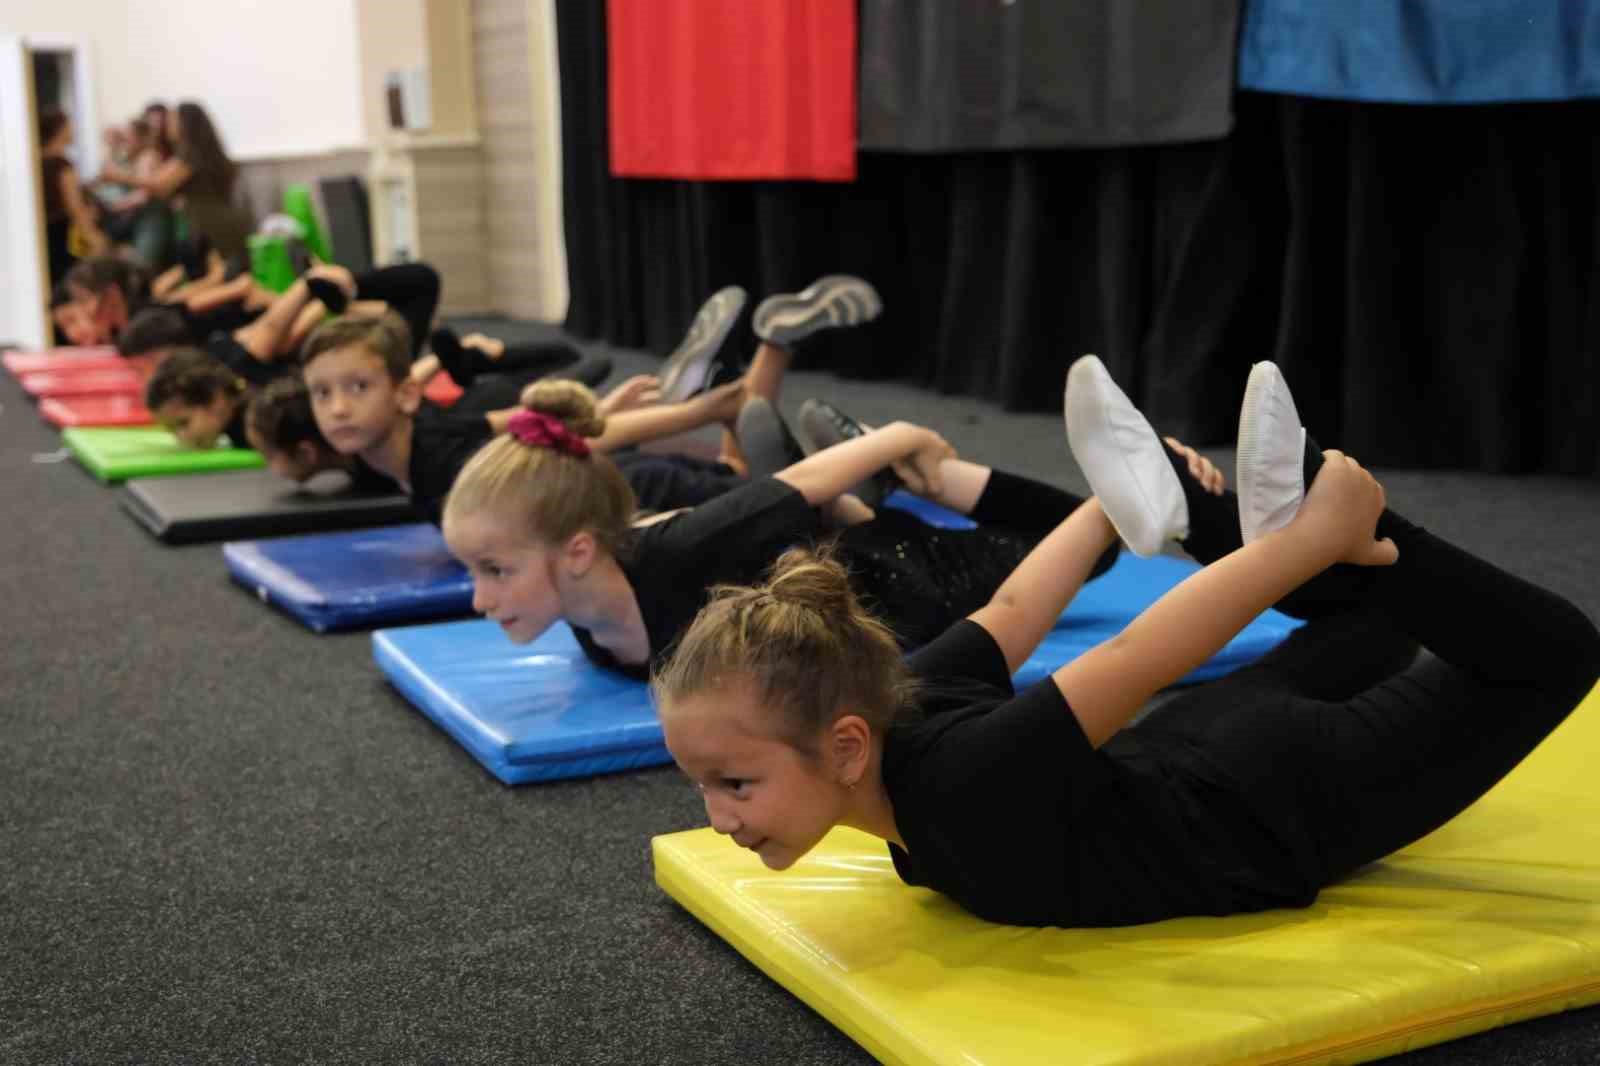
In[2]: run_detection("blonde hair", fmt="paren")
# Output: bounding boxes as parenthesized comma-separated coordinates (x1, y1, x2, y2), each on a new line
(653, 547, 917, 754)
(442, 379, 637, 558)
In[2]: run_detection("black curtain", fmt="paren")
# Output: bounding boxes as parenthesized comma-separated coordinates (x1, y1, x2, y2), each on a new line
(557, 0, 1600, 476)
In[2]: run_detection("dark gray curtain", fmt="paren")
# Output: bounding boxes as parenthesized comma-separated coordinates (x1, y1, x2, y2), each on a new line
(557, 0, 1600, 476)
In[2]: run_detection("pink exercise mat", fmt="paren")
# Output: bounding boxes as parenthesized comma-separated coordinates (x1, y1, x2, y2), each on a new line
(17, 365, 147, 399)
(3, 346, 123, 377)
(38, 394, 154, 428)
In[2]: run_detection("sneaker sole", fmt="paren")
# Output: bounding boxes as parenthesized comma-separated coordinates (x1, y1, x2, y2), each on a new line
(660, 286, 747, 403)
(1236, 362, 1306, 544)
(754, 276, 882, 346)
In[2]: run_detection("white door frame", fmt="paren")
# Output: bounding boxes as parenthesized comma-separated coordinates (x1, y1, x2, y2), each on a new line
(0, 35, 49, 351)
(25, 33, 99, 176)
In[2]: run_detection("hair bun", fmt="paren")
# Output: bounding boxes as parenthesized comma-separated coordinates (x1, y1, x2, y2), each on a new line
(762, 547, 857, 619)
(520, 379, 605, 438)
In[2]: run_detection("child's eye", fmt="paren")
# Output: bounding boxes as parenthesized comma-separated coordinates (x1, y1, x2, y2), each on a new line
(721, 777, 751, 794)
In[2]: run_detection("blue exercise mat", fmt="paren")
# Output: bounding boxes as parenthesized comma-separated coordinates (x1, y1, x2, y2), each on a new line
(374, 621, 660, 783)
(1238, 0, 1600, 104)
(373, 554, 1301, 785)
(223, 523, 472, 632)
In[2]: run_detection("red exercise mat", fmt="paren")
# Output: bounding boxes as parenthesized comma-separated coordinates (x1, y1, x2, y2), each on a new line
(3, 346, 122, 377)
(18, 366, 147, 399)
(38, 394, 154, 428)
(423, 372, 462, 407)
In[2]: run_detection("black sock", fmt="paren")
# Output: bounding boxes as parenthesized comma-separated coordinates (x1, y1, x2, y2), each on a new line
(429, 328, 473, 388)
(1163, 443, 1241, 566)
(306, 277, 349, 315)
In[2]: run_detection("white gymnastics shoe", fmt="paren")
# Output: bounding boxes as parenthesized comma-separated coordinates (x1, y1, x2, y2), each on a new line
(1236, 361, 1308, 544)
(1064, 355, 1188, 557)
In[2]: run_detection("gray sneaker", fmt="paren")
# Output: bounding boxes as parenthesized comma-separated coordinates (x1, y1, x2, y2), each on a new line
(753, 275, 882, 348)
(796, 398, 899, 509)
(659, 285, 747, 403)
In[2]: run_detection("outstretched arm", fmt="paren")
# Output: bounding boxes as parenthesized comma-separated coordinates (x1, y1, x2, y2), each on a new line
(966, 499, 1119, 674)
(775, 422, 955, 507)
(1054, 452, 1396, 748)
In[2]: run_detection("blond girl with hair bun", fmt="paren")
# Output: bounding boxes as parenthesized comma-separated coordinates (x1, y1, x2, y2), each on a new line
(653, 357, 1599, 930)
(443, 376, 1143, 680)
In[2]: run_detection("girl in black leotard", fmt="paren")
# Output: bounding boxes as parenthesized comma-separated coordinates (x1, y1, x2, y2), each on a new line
(650, 357, 1599, 928)
(440, 381, 1132, 681)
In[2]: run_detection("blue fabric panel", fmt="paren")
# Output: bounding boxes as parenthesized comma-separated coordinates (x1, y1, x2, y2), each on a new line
(372, 621, 666, 784)
(222, 523, 472, 633)
(372, 554, 1299, 786)
(1239, 0, 1600, 103)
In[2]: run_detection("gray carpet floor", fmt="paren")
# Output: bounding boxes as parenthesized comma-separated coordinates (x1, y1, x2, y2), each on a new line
(3, 319, 1599, 1064)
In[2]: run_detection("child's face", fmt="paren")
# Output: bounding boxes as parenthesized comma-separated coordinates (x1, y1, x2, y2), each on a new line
(443, 509, 567, 644)
(303, 345, 410, 456)
(662, 686, 847, 872)
(53, 301, 96, 346)
(154, 393, 235, 449)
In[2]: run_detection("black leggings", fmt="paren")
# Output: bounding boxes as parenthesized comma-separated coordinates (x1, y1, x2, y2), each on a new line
(354, 263, 440, 358)
(840, 470, 1119, 648)
(1155, 451, 1600, 887)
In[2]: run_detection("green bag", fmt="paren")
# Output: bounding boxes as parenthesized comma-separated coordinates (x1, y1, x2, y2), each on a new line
(63, 426, 264, 484)
(282, 183, 334, 265)
(249, 233, 299, 294)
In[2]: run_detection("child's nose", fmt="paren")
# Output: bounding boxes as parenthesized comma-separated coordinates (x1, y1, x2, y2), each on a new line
(704, 793, 740, 835)
(471, 583, 493, 615)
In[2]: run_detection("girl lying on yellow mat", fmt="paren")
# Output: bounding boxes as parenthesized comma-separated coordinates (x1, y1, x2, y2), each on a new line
(652, 357, 1600, 927)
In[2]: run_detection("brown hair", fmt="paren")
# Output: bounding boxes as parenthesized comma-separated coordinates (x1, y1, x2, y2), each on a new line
(247, 374, 327, 455)
(300, 310, 412, 379)
(174, 101, 237, 197)
(652, 547, 917, 754)
(442, 380, 637, 560)
(144, 346, 247, 411)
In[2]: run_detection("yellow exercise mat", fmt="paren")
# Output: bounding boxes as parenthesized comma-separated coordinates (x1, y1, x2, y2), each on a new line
(654, 683, 1600, 1066)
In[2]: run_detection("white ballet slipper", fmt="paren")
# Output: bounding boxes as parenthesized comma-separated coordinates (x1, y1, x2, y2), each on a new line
(1236, 360, 1308, 544)
(1064, 354, 1188, 558)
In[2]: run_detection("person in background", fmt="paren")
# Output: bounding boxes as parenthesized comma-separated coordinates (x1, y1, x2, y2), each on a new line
(38, 108, 108, 288)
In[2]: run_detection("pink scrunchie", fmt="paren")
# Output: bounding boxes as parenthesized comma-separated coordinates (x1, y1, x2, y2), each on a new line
(506, 409, 591, 458)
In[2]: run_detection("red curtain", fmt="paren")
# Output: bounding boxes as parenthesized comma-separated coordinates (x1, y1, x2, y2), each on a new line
(607, 0, 856, 181)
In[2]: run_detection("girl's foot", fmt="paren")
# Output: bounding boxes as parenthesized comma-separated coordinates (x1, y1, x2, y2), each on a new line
(795, 398, 899, 509)
(1236, 361, 1321, 544)
(1063, 354, 1188, 557)
(659, 286, 747, 403)
(752, 275, 882, 349)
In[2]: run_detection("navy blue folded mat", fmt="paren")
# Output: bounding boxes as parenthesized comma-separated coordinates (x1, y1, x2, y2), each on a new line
(223, 522, 472, 632)
(373, 552, 1302, 785)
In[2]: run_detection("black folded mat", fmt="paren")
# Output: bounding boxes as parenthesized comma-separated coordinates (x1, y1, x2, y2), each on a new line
(120, 468, 418, 544)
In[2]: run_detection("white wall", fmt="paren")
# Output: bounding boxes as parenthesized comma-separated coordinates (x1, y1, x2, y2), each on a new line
(0, 0, 366, 159)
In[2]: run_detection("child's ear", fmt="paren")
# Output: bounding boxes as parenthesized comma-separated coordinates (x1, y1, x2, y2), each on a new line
(829, 714, 873, 788)
(563, 530, 599, 577)
(395, 375, 423, 414)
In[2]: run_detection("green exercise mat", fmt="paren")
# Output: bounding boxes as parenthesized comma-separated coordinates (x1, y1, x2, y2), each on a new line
(62, 427, 264, 484)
